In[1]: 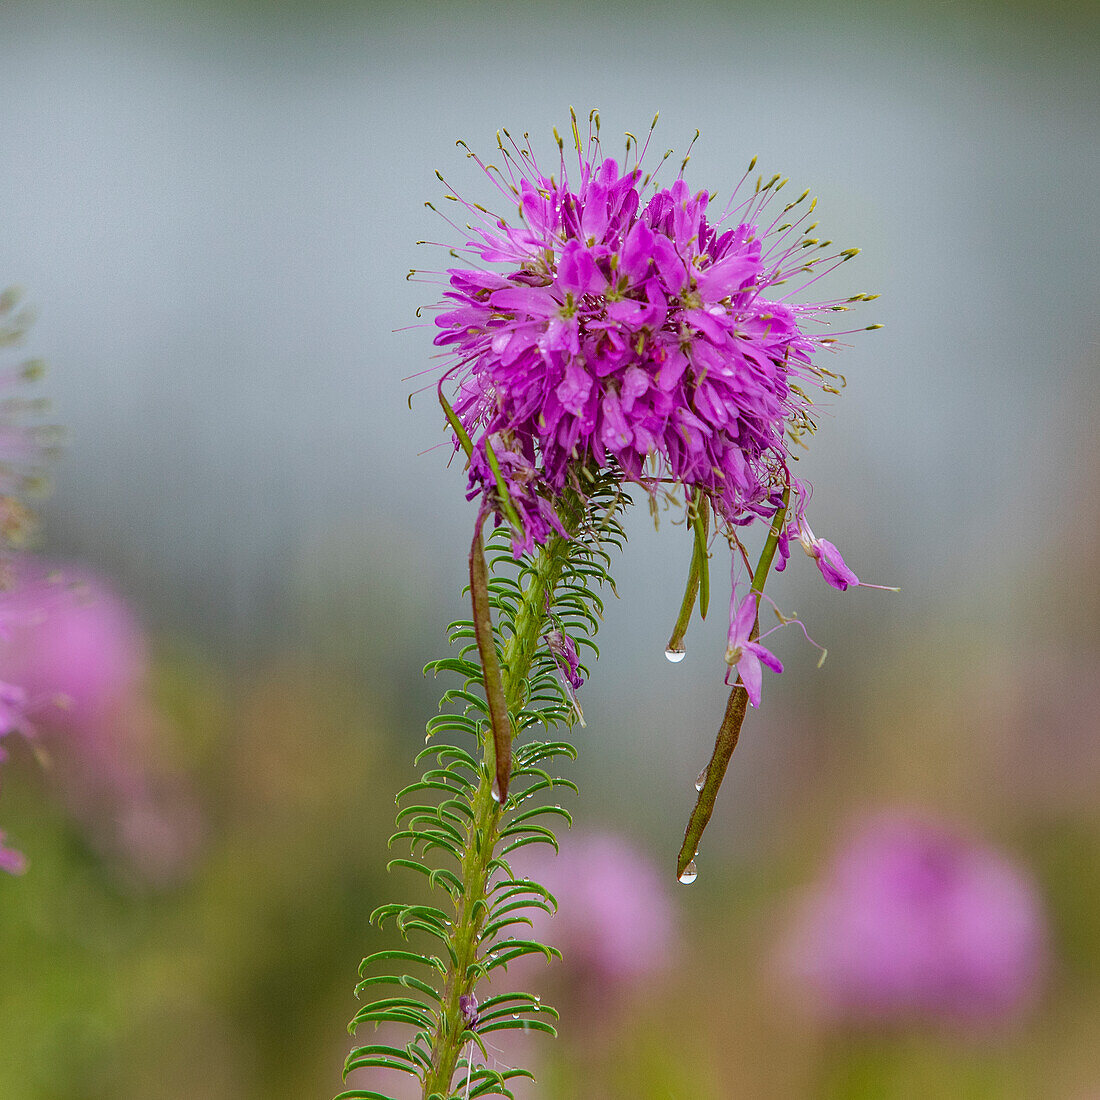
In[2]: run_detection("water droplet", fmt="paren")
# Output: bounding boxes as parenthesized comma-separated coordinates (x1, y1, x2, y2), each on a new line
(678, 859, 699, 885)
(664, 645, 686, 664)
(694, 766, 708, 792)
(490, 777, 503, 803)
(511, 1013, 520, 1019)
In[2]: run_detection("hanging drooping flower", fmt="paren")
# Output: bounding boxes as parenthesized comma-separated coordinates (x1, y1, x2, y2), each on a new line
(426, 110, 879, 688)
(724, 588, 783, 706)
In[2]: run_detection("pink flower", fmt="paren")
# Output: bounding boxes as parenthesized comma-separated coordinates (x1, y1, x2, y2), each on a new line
(0, 560, 149, 875)
(776, 812, 1048, 1027)
(794, 515, 859, 590)
(512, 832, 677, 989)
(0, 560, 147, 734)
(724, 589, 783, 707)
(0, 560, 198, 882)
(433, 129, 847, 543)
(427, 114, 876, 676)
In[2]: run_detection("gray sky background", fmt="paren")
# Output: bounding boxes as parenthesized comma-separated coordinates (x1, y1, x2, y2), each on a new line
(2, 1, 1098, 806)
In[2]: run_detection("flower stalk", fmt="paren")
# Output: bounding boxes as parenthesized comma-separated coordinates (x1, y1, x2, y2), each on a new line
(423, 501, 583, 1097)
(345, 112, 883, 1098)
(676, 487, 788, 880)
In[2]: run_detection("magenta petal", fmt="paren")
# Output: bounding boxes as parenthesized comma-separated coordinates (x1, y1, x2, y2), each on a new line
(620, 219, 655, 278)
(748, 640, 783, 675)
(656, 348, 689, 391)
(600, 391, 633, 450)
(732, 591, 758, 640)
(695, 252, 759, 299)
(817, 539, 859, 590)
(557, 241, 606, 295)
(555, 361, 592, 413)
(490, 286, 559, 318)
(737, 651, 763, 707)
(430, 121, 864, 602)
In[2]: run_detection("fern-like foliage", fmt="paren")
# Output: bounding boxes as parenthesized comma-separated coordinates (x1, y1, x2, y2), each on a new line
(338, 476, 627, 1100)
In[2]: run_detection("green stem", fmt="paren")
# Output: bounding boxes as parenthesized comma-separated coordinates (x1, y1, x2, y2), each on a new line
(675, 486, 789, 879)
(666, 490, 710, 655)
(422, 506, 580, 1098)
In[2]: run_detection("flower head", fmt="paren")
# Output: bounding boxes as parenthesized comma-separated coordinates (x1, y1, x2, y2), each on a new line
(432, 113, 866, 537)
(426, 113, 878, 694)
(775, 812, 1048, 1027)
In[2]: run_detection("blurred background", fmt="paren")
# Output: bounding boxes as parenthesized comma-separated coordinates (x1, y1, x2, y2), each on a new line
(1, 0, 1098, 1096)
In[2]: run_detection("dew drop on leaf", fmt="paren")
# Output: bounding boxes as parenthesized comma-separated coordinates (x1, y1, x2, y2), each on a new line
(694, 766, 708, 792)
(678, 859, 699, 885)
(664, 645, 686, 663)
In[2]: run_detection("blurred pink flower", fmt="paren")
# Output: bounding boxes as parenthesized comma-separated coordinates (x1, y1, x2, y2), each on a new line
(512, 831, 677, 990)
(0, 560, 146, 733)
(0, 828, 26, 875)
(0, 560, 201, 882)
(776, 811, 1047, 1028)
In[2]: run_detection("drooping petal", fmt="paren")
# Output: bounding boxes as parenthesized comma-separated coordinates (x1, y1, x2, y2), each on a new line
(747, 639, 783, 675)
(815, 538, 860, 590)
(736, 649, 763, 708)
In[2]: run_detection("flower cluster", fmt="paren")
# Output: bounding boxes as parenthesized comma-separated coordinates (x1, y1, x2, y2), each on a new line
(775, 812, 1048, 1026)
(428, 113, 878, 702)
